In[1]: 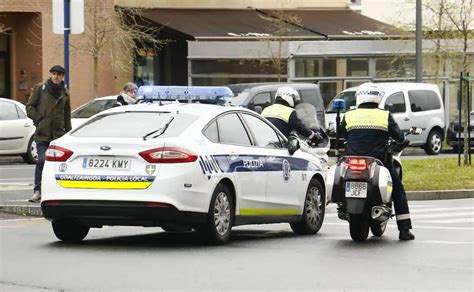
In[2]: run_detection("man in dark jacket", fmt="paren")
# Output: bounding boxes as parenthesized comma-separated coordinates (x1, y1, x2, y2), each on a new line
(340, 82, 414, 240)
(262, 86, 321, 144)
(26, 65, 71, 202)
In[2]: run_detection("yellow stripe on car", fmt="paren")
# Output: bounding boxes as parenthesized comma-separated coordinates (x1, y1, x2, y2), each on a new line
(240, 208, 299, 216)
(57, 180, 153, 189)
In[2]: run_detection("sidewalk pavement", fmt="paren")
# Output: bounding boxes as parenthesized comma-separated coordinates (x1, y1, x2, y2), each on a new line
(0, 183, 473, 218)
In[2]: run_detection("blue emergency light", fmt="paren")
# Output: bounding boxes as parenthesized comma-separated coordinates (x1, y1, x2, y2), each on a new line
(332, 99, 346, 110)
(137, 86, 234, 103)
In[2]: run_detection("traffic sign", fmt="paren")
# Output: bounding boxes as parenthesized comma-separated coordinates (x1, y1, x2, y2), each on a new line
(52, 0, 84, 34)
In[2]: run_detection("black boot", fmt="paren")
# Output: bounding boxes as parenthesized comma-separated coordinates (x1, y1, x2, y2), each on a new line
(399, 229, 415, 240)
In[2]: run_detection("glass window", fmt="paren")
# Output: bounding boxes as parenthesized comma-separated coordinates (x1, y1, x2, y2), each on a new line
(71, 99, 118, 119)
(203, 121, 219, 143)
(384, 92, 406, 113)
(326, 90, 357, 113)
(294, 58, 337, 77)
(248, 92, 272, 111)
(192, 59, 287, 75)
(16, 106, 26, 119)
(71, 112, 198, 138)
(241, 113, 283, 148)
(299, 90, 324, 110)
(408, 90, 441, 112)
(319, 81, 342, 107)
(216, 113, 251, 146)
(192, 77, 285, 86)
(376, 57, 415, 78)
(0, 101, 19, 120)
(347, 59, 368, 76)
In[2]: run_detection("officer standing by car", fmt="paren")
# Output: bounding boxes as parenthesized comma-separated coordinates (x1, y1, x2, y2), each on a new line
(262, 86, 322, 144)
(26, 65, 71, 203)
(339, 82, 415, 240)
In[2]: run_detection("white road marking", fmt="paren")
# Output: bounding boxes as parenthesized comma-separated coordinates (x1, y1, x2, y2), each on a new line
(0, 218, 43, 222)
(323, 222, 474, 230)
(409, 207, 474, 213)
(411, 212, 473, 219)
(419, 218, 474, 223)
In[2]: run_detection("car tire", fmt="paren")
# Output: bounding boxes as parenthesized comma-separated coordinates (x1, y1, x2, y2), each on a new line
(290, 179, 325, 235)
(21, 137, 38, 164)
(199, 183, 234, 245)
(52, 220, 89, 242)
(424, 129, 443, 155)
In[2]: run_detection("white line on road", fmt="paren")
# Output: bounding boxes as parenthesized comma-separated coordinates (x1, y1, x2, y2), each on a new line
(408, 207, 474, 213)
(411, 212, 473, 219)
(419, 218, 474, 223)
(323, 222, 474, 230)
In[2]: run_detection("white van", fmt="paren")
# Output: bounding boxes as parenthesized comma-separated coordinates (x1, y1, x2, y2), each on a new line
(325, 82, 445, 155)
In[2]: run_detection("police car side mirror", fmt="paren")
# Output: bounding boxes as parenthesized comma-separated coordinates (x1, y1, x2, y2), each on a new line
(288, 135, 300, 156)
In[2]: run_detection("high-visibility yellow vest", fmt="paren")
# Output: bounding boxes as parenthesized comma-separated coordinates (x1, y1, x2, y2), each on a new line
(345, 108, 389, 132)
(261, 104, 293, 122)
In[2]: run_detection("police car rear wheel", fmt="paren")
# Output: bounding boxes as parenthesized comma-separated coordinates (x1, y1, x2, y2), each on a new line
(199, 184, 233, 245)
(290, 179, 325, 235)
(52, 220, 89, 242)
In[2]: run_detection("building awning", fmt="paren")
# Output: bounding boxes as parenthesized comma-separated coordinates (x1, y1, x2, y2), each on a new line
(142, 8, 403, 41)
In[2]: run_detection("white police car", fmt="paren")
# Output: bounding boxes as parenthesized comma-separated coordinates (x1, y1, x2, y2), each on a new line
(41, 86, 328, 244)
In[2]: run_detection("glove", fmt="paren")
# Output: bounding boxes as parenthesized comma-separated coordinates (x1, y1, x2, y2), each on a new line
(401, 138, 411, 147)
(309, 131, 324, 146)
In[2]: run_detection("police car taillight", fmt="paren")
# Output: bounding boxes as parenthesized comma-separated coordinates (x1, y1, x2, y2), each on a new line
(139, 147, 198, 163)
(45, 145, 73, 162)
(347, 158, 367, 171)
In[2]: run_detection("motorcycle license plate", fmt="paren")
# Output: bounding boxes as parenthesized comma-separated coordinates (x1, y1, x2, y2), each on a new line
(345, 182, 367, 198)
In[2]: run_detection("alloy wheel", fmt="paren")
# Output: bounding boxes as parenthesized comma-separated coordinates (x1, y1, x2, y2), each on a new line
(305, 186, 323, 226)
(213, 192, 231, 236)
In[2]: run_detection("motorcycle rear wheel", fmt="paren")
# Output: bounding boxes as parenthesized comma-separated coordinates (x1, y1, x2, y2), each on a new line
(349, 213, 369, 242)
(370, 220, 387, 237)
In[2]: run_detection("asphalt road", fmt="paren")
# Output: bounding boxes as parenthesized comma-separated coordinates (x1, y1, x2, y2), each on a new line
(0, 199, 472, 291)
(0, 151, 462, 188)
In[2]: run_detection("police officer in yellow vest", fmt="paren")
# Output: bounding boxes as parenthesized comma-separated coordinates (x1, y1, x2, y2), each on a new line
(262, 86, 322, 144)
(340, 82, 415, 240)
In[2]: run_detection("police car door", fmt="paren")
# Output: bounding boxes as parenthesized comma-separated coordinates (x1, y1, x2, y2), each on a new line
(240, 113, 303, 213)
(212, 112, 267, 213)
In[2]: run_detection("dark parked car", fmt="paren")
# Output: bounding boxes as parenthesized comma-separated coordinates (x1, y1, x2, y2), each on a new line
(226, 82, 326, 129)
(446, 111, 474, 152)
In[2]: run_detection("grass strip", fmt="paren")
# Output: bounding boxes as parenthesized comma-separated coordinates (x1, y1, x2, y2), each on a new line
(403, 158, 474, 191)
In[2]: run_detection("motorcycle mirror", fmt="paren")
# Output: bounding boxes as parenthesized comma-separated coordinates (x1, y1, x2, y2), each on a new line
(288, 134, 300, 156)
(409, 127, 423, 135)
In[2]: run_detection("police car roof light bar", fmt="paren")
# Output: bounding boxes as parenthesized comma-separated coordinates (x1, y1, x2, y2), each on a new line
(137, 86, 234, 103)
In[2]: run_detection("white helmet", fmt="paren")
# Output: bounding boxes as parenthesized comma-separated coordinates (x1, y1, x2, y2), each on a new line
(276, 86, 300, 108)
(355, 82, 383, 106)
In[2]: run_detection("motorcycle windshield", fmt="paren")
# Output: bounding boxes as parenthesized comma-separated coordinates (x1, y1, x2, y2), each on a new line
(295, 103, 330, 152)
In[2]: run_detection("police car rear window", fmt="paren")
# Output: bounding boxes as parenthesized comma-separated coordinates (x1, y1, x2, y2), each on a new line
(70, 112, 198, 138)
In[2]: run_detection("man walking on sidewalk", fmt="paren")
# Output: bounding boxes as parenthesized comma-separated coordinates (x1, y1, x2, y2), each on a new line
(26, 65, 71, 202)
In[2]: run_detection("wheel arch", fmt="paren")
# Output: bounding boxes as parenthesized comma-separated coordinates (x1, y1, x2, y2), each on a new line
(429, 125, 445, 140)
(217, 177, 236, 214)
(310, 173, 326, 196)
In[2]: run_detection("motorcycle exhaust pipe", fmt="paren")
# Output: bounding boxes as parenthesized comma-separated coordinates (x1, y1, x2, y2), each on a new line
(371, 206, 392, 222)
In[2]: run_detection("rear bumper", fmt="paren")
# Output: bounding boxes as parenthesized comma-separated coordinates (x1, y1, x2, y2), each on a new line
(41, 200, 207, 227)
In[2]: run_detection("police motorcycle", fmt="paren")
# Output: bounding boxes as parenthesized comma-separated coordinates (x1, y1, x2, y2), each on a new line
(325, 100, 422, 242)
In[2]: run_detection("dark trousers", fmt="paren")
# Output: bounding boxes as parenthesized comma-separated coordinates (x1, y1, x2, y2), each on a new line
(34, 141, 50, 193)
(389, 167, 412, 231)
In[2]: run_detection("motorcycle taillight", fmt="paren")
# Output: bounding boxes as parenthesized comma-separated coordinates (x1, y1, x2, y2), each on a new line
(348, 158, 368, 171)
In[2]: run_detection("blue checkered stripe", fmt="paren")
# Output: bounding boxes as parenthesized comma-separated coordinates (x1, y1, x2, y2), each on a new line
(198, 154, 320, 175)
(358, 90, 383, 97)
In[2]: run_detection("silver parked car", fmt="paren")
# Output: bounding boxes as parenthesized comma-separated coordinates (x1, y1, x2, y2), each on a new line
(326, 82, 446, 155)
(0, 98, 37, 163)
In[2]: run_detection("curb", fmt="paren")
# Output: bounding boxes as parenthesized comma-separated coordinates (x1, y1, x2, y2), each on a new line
(0, 190, 473, 218)
(0, 204, 43, 217)
(407, 189, 474, 200)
